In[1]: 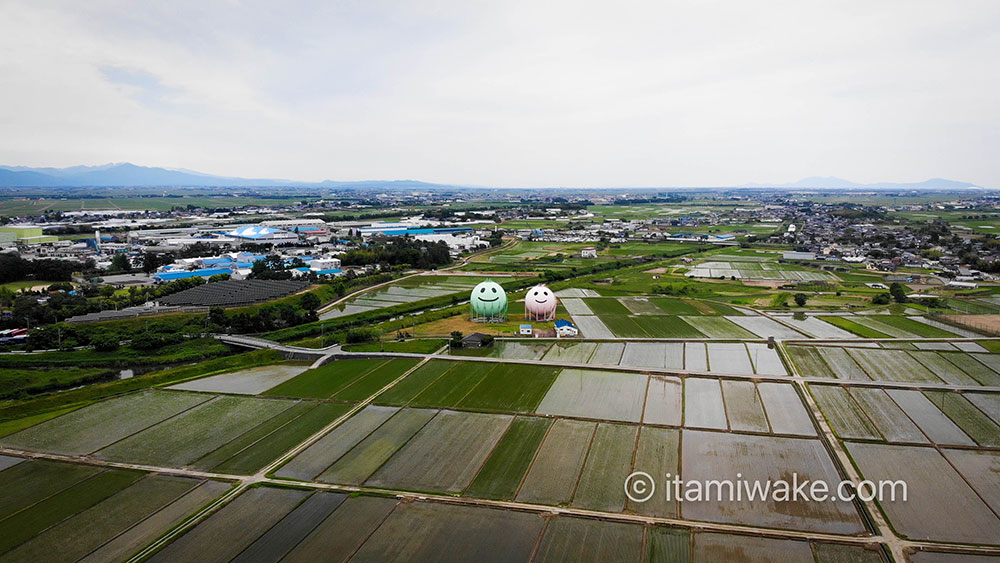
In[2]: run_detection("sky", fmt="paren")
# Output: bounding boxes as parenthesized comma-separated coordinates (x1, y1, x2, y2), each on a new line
(0, 1, 998, 187)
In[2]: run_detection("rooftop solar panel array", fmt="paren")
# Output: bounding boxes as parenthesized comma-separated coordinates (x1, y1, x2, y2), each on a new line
(158, 280, 311, 307)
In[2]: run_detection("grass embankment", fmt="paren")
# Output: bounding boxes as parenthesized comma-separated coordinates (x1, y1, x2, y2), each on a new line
(0, 349, 282, 427)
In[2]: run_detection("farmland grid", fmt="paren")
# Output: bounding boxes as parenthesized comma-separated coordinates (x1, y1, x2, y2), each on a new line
(2, 334, 1000, 560)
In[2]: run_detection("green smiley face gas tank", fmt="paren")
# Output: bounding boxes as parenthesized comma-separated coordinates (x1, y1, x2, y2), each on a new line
(470, 280, 507, 317)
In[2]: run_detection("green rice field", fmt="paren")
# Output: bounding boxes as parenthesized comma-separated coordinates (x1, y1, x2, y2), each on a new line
(263, 358, 420, 400)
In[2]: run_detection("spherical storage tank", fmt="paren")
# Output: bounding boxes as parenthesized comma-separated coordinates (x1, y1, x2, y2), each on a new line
(470, 280, 508, 321)
(524, 284, 557, 321)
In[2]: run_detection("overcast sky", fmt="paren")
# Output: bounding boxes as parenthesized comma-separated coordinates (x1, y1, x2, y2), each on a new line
(1, 1, 997, 187)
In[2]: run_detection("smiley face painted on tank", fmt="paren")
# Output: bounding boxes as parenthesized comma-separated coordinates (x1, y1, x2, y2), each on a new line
(530, 286, 553, 305)
(524, 284, 557, 316)
(470, 280, 508, 316)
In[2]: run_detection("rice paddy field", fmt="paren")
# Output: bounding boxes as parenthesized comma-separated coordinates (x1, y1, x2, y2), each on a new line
(168, 363, 308, 395)
(787, 343, 1000, 386)
(0, 458, 233, 561)
(685, 258, 840, 282)
(805, 346, 1000, 548)
(563, 296, 765, 339)
(51, 484, 877, 562)
(0, 389, 354, 474)
(263, 358, 421, 401)
(811, 315, 965, 339)
(267, 369, 821, 516)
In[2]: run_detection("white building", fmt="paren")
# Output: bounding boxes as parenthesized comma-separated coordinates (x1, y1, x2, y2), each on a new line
(555, 319, 579, 337)
(309, 257, 342, 270)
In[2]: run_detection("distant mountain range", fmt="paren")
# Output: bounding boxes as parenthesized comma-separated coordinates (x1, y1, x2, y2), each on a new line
(0, 163, 985, 189)
(741, 176, 980, 189)
(0, 163, 456, 189)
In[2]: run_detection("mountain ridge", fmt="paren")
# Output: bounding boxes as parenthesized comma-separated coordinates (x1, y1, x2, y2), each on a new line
(741, 176, 979, 189)
(0, 163, 458, 189)
(0, 163, 984, 189)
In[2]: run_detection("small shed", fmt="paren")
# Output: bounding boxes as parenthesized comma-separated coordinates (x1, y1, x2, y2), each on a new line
(461, 333, 493, 348)
(519, 324, 533, 336)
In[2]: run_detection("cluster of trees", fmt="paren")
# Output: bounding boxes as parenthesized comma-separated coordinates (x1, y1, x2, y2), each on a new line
(345, 327, 380, 343)
(890, 282, 908, 303)
(828, 207, 887, 221)
(26, 314, 201, 352)
(339, 238, 452, 269)
(651, 283, 696, 296)
(250, 255, 300, 280)
(6, 291, 97, 327)
(2, 275, 231, 329)
(0, 254, 83, 284)
(872, 283, 909, 305)
(486, 231, 504, 247)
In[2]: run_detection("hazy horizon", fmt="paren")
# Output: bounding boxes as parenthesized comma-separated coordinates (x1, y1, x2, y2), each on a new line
(1, 1, 998, 188)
